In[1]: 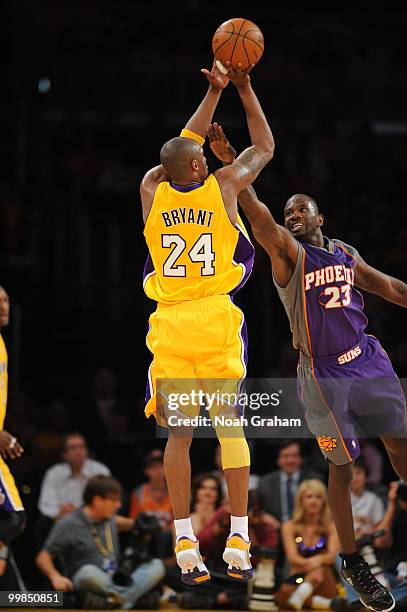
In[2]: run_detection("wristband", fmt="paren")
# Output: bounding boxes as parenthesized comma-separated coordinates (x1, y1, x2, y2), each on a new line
(180, 129, 205, 145)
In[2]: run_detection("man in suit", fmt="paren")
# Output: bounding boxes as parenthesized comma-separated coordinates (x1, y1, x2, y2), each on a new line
(256, 440, 324, 528)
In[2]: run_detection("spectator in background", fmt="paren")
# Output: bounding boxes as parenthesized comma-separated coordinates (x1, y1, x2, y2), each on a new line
(38, 432, 110, 521)
(31, 400, 71, 473)
(36, 432, 110, 550)
(36, 475, 165, 610)
(129, 449, 171, 530)
(275, 480, 343, 611)
(359, 440, 384, 488)
(350, 460, 385, 541)
(128, 449, 172, 559)
(257, 441, 324, 528)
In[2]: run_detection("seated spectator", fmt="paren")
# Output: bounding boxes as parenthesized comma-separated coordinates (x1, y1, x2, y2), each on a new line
(38, 432, 110, 521)
(128, 449, 172, 559)
(129, 449, 171, 529)
(257, 440, 324, 529)
(350, 459, 385, 544)
(275, 479, 344, 610)
(36, 475, 165, 610)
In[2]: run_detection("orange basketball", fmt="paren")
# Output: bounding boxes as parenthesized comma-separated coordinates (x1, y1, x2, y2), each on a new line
(212, 18, 264, 71)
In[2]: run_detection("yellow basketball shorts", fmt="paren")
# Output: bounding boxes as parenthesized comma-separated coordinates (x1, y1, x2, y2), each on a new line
(0, 456, 24, 511)
(145, 295, 248, 427)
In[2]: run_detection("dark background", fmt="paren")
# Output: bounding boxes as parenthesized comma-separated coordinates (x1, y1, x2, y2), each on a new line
(1, 0, 407, 582)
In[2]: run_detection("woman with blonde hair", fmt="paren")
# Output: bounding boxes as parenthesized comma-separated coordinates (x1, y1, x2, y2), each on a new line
(275, 479, 346, 611)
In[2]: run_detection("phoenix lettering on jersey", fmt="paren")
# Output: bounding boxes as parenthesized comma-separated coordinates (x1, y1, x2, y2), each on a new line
(162, 208, 214, 228)
(304, 264, 354, 291)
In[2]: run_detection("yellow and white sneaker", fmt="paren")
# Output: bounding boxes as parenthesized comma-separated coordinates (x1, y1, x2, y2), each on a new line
(223, 533, 253, 580)
(175, 537, 211, 585)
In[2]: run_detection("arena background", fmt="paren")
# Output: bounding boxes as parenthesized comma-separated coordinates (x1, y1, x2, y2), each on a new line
(1, 0, 407, 586)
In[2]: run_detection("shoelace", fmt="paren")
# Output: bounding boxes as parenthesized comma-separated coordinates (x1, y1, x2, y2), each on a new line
(354, 563, 386, 596)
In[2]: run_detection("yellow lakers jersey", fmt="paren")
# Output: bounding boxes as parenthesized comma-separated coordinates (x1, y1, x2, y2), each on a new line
(143, 174, 254, 304)
(0, 335, 8, 430)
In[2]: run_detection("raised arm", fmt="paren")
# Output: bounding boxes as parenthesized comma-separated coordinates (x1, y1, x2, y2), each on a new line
(214, 72, 274, 191)
(208, 123, 297, 287)
(355, 257, 407, 307)
(140, 61, 229, 223)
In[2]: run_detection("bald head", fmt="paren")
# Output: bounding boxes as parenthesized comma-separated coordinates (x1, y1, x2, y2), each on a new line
(285, 193, 319, 215)
(160, 137, 204, 180)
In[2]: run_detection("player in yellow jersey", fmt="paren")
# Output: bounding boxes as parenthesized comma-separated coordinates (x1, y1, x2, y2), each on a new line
(0, 285, 26, 569)
(140, 61, 274, 584)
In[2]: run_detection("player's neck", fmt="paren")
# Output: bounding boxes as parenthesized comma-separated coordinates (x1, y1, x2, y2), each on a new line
(305, 231, 324, 248)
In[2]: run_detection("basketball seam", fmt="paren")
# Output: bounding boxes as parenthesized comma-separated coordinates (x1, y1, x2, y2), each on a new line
(213, 20, 235, 56)
(241, 29, 264, 51)
(242, 37, 251, 69)
(230, 19, 246, 68)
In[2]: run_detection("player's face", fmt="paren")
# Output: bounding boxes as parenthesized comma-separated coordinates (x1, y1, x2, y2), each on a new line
(284, 197, 322, 240)
(277, 444, 302, 475)
(0, 288, 10, 329)
(301, 489, 324, 514)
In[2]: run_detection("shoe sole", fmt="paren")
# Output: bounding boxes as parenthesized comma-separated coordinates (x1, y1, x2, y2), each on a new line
(177, 549, 211, 585)
(223, 548, 253, 581)
(359, 593, 396, 612)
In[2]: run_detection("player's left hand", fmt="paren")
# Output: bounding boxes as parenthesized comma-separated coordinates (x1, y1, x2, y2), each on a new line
(207, 122, 236, 164)
(0, 430, 24, 460)
(201, 59, 229, 89)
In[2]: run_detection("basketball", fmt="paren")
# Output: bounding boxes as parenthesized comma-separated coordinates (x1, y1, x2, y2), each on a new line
(212, 18, 264, 72)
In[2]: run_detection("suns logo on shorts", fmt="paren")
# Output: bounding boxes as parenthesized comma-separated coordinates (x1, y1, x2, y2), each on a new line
(317, 435, 337, 452)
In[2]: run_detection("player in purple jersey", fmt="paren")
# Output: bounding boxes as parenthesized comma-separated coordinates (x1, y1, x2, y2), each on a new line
(208, 123, 407, 612)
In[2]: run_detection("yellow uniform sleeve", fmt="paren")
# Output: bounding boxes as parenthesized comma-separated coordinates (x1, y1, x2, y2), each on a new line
(180, 128, 205, 146)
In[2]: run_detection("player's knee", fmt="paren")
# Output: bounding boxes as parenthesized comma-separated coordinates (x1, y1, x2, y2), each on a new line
(218, 436, 250, 469)
(0, 510, 26, 546)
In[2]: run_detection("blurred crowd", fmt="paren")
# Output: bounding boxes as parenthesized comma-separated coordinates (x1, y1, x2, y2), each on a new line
(3, 434, 407, 611)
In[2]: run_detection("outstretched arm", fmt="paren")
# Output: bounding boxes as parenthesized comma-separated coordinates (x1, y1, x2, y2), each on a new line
(214, 68, 274, 197)
(208, 123, 297, 287)
(140, 61, 229, 223)
(355, 258, 407, 307)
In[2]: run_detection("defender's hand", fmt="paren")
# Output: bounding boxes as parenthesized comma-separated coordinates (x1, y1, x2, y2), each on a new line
(0, 430, 24, 460)
(208, 123, 236, 164)
(201, 59, 229, 90)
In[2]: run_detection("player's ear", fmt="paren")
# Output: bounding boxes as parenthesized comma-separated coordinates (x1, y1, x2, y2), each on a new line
(191, 159, 199, 171)
(318, 213, 324, 227)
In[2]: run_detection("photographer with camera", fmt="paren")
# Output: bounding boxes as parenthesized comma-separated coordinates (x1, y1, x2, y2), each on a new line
(36, 475, 165, 609)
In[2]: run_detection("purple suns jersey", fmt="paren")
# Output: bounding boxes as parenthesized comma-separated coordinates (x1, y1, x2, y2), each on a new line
(274, 236, 368, 358)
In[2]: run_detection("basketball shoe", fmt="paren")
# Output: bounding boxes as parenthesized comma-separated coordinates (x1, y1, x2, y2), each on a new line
(175, 537, 210, 585)
(341, 557, 395, 612)
(223, 533, 253, 580)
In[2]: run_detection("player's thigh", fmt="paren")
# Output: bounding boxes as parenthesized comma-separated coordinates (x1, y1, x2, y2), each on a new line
(298, 365, 357, 465)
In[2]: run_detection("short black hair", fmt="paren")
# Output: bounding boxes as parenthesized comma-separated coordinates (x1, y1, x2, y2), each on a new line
(83, 475, 122, 505)
(278, 439, 302, 454)
(354, 458, 369, 476)
(62, 431, 86, 452)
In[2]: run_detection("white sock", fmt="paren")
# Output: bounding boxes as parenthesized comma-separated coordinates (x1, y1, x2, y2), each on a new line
(174, 517, 196, 542)
(288, 581, 314, 610)
(311, 595, 331, 610)
(230, 515, 249, 540)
